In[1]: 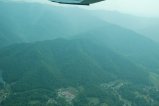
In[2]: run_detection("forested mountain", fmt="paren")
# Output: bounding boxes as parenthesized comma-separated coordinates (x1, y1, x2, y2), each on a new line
(75, 23, 159, 73)
(0, 38, 158, 106)
(0, 2, 159, 71)
(0, 1, 159, 106)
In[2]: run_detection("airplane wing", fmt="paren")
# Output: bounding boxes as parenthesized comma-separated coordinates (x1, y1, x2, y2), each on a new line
(49, 0, 104, 5)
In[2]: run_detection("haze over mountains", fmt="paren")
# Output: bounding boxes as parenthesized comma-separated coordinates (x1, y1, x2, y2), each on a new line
(0, 1, 159, 106)
(92, 10, 159, 42)
(0, 1, 105, 43)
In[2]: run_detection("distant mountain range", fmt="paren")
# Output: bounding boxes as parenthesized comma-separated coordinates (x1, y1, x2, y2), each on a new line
(91, 10, 159, 42)
(0, 1, 159, 106)
(0, 1, 105, 44)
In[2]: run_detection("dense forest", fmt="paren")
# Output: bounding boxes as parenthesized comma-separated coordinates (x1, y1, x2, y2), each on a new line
(0, 1, 159, 106)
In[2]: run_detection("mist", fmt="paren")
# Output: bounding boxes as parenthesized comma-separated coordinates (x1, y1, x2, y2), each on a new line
(0, 0, 159, 106)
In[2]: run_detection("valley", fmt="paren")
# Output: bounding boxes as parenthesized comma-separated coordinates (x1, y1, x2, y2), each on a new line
(0, 0, 159, 106)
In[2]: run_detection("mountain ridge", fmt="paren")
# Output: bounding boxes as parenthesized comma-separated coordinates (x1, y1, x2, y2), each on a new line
(0, 38, 155, 106)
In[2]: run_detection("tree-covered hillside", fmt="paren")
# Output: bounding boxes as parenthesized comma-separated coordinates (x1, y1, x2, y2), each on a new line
(0, 38, 158, 106)
(0, 1, 159, 106)
(1, 1, 159, 74)
(75, 23, 159, 74)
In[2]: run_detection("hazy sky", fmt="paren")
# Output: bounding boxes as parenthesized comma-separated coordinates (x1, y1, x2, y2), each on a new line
(9, 0, 159, 17)
(89, 0, 159, 17)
